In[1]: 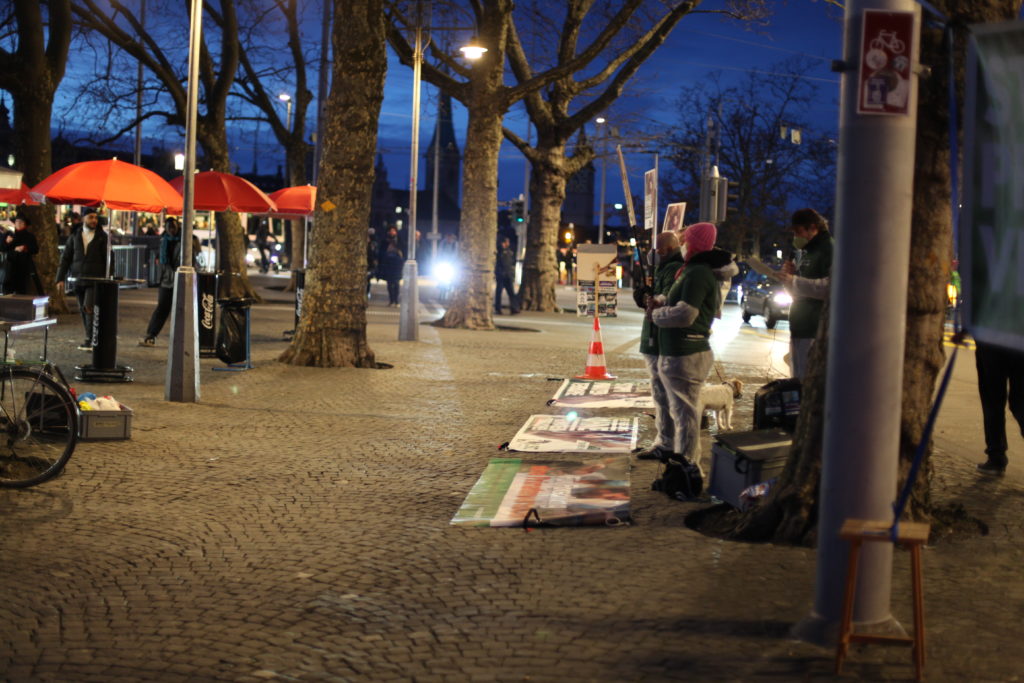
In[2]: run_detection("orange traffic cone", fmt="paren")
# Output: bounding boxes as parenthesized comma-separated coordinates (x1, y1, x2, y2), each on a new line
(576, 315, 617, 380)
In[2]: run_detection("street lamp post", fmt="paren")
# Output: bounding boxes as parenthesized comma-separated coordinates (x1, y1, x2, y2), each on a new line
(398, 9, 485, 342)
(166, 0, 202, 403)
(596, 117, 607, 245)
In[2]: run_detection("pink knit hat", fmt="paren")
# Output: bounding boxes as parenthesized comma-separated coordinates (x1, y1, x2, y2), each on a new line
(683, 222, 717, 258)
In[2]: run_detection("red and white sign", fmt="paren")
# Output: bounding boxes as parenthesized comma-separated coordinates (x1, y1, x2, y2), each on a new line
(857, 10, 915, 116)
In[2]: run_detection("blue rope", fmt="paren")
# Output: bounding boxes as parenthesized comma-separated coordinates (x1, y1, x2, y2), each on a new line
(891, 343, 960, 539)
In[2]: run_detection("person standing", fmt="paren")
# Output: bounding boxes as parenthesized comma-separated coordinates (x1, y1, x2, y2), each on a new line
(777, 208, 833, 380)
(494, 236, 519, 314)
(974, 340, 1024, 476)
(633, 230, 685, 461)
(648, 222, 721, 468)
(139, 218, 200, 347)
(379, 238, 404, 306)
(56, 208, 108, 351)
(0, 214, 39, 294)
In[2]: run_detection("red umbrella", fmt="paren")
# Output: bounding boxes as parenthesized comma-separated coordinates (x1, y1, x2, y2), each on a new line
(0, 183, 39, 206)
(268, 184, 316, 217)
(29, 158, 182, 213)
(169, 171, 277, 213)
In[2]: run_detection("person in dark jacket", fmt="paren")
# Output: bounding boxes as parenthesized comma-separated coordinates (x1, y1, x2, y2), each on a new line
(632, 230, 685, 460)
(139, 218, 201, 346)
(778, 208, 833, 380)
(378, 238, 404, 306)
(1, 214, 40, 294)
(55, 208, 109, 351)
(494, 236, 519, 314)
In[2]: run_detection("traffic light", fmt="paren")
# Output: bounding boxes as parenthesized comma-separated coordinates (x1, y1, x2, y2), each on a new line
(510, 198, 526, 223)
(715, 177, 740, 222)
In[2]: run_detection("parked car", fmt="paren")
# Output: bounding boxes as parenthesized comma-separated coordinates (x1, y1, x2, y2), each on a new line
(741, 272, 792, 329)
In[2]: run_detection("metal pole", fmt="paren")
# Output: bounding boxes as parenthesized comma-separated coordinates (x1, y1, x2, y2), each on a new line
(166, 0, 202, 403)
(794, 0, 920, 643)
(431, 110, 440, 262)
(598, 125, 606, 245)
(312, 0, 331, 186)
(132, 0, 146, 236)
(398, 18, 422, 342)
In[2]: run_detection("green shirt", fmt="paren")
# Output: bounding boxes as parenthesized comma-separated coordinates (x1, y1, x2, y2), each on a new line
(657, 261, 717, 356)
(639, 250, 684, 355)
(789, 230, 833, 339)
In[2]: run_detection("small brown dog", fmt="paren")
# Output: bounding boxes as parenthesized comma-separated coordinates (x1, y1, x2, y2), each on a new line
(700, 379, 743, 431)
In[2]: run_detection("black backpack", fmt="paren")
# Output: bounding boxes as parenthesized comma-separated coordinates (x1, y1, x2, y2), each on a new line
(651, 455, 704, 501)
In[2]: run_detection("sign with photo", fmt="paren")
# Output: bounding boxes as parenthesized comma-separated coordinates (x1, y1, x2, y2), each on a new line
(644, 168, 657, 232)
(663, 202, 686, 234)
(507, 415, 638, 453)
(451, 456, 631, 527)
(576, 244, 619, 317)
(550, 378, 654, 409)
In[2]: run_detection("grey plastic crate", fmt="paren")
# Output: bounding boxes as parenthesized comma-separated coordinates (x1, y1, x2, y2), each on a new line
(79, 404, 133, 440)
(708, 429, 791, 509)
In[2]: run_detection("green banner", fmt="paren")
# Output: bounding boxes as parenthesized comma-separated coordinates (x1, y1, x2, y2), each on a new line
(962, 22, 1024, 351)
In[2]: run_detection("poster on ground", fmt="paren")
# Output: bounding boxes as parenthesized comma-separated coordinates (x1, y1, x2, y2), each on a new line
(451, 455, 631, 527)
(961, 22, 1024, 352)
(507, 414, 638, 453)
(549, 378, 654, 409)
(576, 244, 619, 317)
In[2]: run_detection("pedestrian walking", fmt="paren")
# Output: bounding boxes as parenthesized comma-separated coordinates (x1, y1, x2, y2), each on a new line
(139, 218, 201, 347)
(777, 208, 833, 380)
(366, 228, 378, 298)
(379, 238, 404, 306)
(0, 214, 39, 295)
(974, 340, 1024, 476)
(632, 230, 685, 461)
(55, 208, 109, 351)
(494, 236, 519, 314)
(648, 222, 722, 467)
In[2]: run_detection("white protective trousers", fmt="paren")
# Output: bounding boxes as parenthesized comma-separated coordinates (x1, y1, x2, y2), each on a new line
(644, 353, 674, 451)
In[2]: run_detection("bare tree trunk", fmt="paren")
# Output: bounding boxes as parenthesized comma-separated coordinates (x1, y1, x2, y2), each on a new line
(1, 0, 71, 312)
(278, 0, 382, 368)
(434, 2, 511, 330)
(519, 147, 566, 312)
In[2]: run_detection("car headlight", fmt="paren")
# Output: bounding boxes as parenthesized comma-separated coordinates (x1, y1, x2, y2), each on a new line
(773, 291, 793, 306)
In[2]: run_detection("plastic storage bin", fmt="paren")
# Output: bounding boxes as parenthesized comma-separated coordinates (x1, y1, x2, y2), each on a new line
(708, 429, 791, 509)
(79, 402, 133, 440)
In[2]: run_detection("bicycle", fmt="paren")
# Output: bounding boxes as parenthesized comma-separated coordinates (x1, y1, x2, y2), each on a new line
(0, 361, 79, 488)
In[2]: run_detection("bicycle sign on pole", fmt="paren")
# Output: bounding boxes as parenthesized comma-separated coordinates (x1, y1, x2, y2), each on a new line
(857, 9, 915, 116)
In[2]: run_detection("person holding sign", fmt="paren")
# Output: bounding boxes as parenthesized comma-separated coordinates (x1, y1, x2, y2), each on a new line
(648, 222, 721, 466)
(633, 230, 685, 461)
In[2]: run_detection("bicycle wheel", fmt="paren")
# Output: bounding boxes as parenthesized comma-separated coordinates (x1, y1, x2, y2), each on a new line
(0, 367, 78, 488)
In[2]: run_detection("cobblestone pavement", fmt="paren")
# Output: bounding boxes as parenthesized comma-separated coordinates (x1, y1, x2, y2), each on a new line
(1, 278, 1022, 682)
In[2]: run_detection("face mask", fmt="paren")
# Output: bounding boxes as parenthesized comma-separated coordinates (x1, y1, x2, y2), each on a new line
(792, 235, 808, 249)
(681, 244, 689, 261)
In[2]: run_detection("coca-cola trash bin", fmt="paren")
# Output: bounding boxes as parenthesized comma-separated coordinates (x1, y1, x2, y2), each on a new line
(197, 271, 219, 357)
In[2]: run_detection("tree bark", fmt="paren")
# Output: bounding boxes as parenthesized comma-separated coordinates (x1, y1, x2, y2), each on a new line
(0, 0, 71, 312)
(278, 0, 382, 368)
(519, 145, 567, 312)
(435, 3, 512, 330)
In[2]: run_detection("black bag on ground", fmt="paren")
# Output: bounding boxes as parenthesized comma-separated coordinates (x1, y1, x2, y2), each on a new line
(651, 455, 703, 501)
(216, 304, 246, 364)
(753, 378, 802, 432)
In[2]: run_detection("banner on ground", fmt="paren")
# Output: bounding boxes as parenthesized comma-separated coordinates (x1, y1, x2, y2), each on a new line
(961, 22, 1024, 352)
(507, 414, 638, 453)
(576, 244, 618, 317)
(550, 378, 654, 409)
(451, 455, 631, 527)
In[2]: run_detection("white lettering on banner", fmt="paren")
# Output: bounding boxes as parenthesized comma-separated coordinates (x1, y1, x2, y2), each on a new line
(201, 293, 215, 330)
(983, 54, 1024, 129)
(979, 141, 1024, 213)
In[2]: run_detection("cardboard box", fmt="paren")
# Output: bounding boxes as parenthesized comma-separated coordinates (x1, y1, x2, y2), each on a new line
(708, 429, 791, 510)
(79, 403, 133, 440)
